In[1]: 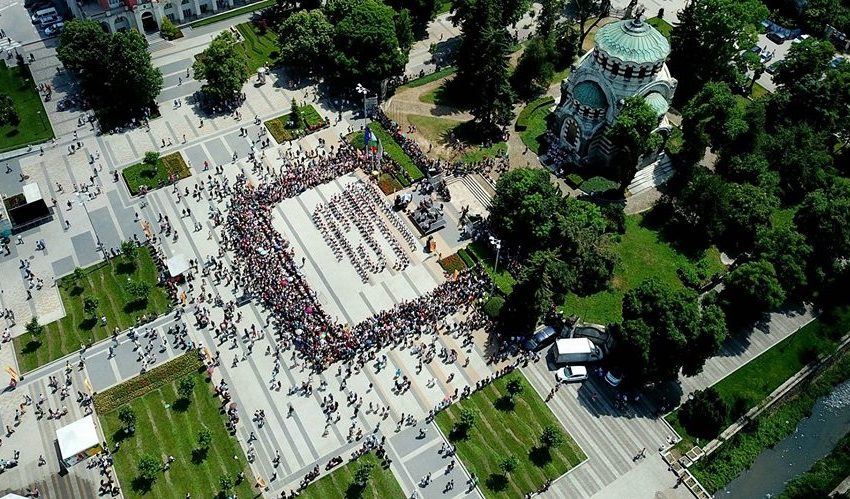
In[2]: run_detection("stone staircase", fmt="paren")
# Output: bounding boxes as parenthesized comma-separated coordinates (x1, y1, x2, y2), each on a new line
(627, 153, 674, 195)
(459, 174, 493, 209)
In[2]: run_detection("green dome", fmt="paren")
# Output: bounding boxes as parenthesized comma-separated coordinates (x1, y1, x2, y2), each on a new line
(595, 18, 671, 65)
(643, 92, 669, 115)
(573, 80, 607, 109)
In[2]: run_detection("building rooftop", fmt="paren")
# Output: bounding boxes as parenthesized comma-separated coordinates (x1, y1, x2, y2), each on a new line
(595, 17, 671, 65)
(643, 92, 669, 115)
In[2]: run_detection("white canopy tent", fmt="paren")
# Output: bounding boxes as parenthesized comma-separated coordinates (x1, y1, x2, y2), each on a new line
(56, 415, 102, 466)
(166, 253, 190, 277)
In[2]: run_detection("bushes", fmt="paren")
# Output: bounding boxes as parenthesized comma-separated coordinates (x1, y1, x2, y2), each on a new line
(160, 17, 183, 40)
(457, 248, 476, 268)
(94, 353, 203, 413)
(565, 173, 584, 189)
(679, 387, 729, 440)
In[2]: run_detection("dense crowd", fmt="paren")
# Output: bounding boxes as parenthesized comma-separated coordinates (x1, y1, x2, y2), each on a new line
(221, 144, 491, 370)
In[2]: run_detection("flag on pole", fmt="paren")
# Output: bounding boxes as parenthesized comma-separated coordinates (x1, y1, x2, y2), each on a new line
(364, 126, 380, 156)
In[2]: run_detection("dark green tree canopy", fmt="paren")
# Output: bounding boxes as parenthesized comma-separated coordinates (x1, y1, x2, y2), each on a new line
(490, 168, 565, 251)
(329, 0, 408, 90)
(794, 179, 850, 281)
(773, 37, 835, 90)
(386, 0, 437, 34)
(721, 259, 786, 325)
(193, 31, 250, 105)
(607, 96, 662, 192)
(755, 226, 813, 297)
(613, 279, 727, 384)
(277, 9, 334, 76)
(668, 0, 768, 100)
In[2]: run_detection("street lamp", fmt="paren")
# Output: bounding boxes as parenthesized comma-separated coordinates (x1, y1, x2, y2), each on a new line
(489, 235, 501, 292)
(355, 83, 369, 131)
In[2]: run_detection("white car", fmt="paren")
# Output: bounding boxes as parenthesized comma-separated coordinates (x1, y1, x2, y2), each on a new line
(556, 365, 588, 383)
(44, 22, 63, 36)
(605, 369, 623, 387)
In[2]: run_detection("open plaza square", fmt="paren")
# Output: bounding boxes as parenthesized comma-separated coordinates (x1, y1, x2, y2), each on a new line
(1, 0, 849, 497)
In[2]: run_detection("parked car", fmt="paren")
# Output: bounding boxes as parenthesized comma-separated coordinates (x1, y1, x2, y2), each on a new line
(766, 60, 784, 74)
(555, 365, 588, 383)
(604, 369, 623, 387)
(553, 338, 603, 364)
(523, 326, 559, 352)
(766, 31, 786, 44)
(44, 22, 63, 36)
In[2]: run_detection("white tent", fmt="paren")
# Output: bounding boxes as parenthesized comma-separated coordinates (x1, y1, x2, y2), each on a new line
(166, 253, 190, 277)
(2, 494, 30, 499)
(56, 415, 101, 466)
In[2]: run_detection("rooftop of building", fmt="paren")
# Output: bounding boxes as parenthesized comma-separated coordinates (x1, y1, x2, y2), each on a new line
(594, 15, 671, 65)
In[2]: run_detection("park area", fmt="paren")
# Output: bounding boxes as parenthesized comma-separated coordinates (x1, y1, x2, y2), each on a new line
(0, 64, 53, 153)
(299, 452, 404, 499)
(561, 212, 726, 324)
(122, 152, 191, 195)
(13, 245, 171, 372)
(96, 354, 253, 498)
(435, 372, 585, 498)
(236, 22, 279, 73)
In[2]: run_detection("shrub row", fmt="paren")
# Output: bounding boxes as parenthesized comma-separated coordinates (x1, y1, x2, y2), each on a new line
(94, 353, 203, 414)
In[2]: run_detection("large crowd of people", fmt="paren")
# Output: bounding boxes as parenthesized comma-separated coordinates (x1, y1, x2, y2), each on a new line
(221, 143, 491, 371)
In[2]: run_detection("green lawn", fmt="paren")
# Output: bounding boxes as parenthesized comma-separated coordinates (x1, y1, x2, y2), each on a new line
(98, 356, 253, 499)
(368, 122, 425, 181)
(397, 67, 456, 90)
(299, 452, 404, 499)
(466, 241, 516, 294)
(561, 213, 726, 324)
(436, 0, 453, 14)
(691, 344, 850, 493)
(419, 81, 464, 108)
(13, 247, 171, 373)
(188, 0, 274, 28)
(0, 64, 53, 154)
(751, 82, 771, 99)
(407, 114, 507, 163)
(123, 152, 191, 195)
(235, 22, 278, 73)
(667, 304, 850, 450)
(436, 372, 585, 498)
(646, 17, 673, 40)
(516, 96, 554, 154)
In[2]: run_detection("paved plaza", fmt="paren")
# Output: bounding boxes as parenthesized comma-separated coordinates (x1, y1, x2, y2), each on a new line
(0, 6, 824, 499)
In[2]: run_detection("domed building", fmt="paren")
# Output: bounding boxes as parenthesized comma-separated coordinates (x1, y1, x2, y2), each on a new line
(553, 12, 676, 166)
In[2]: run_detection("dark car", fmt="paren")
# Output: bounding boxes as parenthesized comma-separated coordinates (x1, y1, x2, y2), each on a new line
(766, 60, 784, 75)
(522, 326, 558, 351)
(766, 31, 785, 44)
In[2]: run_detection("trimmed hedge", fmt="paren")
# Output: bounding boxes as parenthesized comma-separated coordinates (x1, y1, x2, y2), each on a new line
(580, 176, 619, 195)
(565, 173, 584, 189)
(94, 353, 203, 414)
(457, 248, 476, 268)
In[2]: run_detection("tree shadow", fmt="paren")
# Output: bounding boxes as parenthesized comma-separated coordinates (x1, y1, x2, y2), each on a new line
(79, 318, 97, 331)
(344, 483, 366, 499)
(191, 447, 208, 464)
(131, 476, 154, 494)
(494, 395, 516, 412)
(124, 298, 149, 314)
(529, 446, 552, 467)
(111, 428, 134, 444)
(485, 473, 508, 492)
(116, 261, 137, 275)
(171, 398, 190, 413)
(68, 285, 84, 297)
(448, 426, 469, 442)
(22, 338, 42, 354)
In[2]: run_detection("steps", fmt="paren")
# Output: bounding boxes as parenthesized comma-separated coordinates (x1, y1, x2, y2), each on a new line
(627, 154, 674, 195)
(461, 174, 492, 209)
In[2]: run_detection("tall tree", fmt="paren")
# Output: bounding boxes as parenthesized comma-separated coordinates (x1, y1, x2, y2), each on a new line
(277, 9, 334, 77)
(765, 124, 833, 203)
(194, 31, 250, 105)
(567, 0, 610, 50)
(489, 167, 564, 251)
(56, 19, 110, 72)
(668, 0, 768, 100)
(681, 81, 748, 162)
(612, 279, 727, 384)
(502, 249, 573, 334)
(328, 0, 408, 90)
(537, 0, 564, 38)
(606, 96, 661, 193)
(511, 37, 556, 99)
(386, 0, 437, 35)
(395, 8, 415, 52)
(755, 227, 813, 297)
(718, 182, 777, 253)
(773, 37, 835, 90)
(720, 260, 785, 325)
(794, 179, 850, 284)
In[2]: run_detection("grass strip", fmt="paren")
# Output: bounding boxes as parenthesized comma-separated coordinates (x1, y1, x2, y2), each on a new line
(398, 66, 456, 90)
(0, 64, 54, 153)
(435, 372, 585, 498)
(123, 152, 191, 195)
(94, 353, 202, 413)
(188, 0, 273, 28)
(299, 452, 405, 499)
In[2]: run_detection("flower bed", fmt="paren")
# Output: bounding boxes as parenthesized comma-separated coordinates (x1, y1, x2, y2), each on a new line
(264, 105, 328, 143)
(439, 253, 468, 273)
(94, 353, 203, 413)
(123, 152, 190, 195)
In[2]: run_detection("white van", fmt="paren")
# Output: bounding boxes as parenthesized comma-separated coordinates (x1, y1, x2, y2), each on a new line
(553, 338, 603, 364)
(31, 7, 57, 24)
